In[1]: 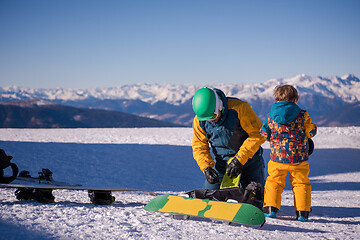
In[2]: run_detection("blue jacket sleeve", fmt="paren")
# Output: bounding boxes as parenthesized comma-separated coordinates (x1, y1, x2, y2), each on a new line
(260, 114, 271, 141)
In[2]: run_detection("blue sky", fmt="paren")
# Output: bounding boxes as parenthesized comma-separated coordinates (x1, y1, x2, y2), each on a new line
(0, 0, 359, 88)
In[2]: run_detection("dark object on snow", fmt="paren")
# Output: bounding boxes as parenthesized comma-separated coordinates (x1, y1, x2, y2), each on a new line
(88, 190, 115, 205)
(308, 138, 314, 156)
(0, 149, 19, 184)
(15, 188, 55, 203)
(186, 181, 263, 209)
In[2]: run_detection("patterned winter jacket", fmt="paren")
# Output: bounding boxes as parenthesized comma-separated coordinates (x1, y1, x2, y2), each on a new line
(192, 89, 265, 172)
(260, 101, 317, 164)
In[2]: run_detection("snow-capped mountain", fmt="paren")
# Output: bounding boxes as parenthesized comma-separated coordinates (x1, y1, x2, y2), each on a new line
(1, 74, 359, 104)
(1, 74, 359, 126)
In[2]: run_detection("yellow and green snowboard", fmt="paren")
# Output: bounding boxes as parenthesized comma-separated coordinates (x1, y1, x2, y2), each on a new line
(145, 194, 265, 226)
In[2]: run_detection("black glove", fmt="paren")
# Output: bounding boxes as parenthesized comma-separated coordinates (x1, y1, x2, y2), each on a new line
(226, 158, 243, 179)
(204, 167, 219, 184)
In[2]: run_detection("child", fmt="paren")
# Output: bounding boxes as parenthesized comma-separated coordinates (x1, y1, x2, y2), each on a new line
(260, 85, 317, 222)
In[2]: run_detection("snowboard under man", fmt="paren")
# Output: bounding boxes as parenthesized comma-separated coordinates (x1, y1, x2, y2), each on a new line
(192, 87, 265, 196)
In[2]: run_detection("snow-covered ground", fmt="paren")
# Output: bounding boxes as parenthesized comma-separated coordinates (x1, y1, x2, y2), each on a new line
(0, 127, 359, 239)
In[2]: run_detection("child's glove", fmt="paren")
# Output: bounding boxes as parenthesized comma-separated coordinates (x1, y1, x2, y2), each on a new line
(226, 157, 243, 179)
(204, 167, 219, 184)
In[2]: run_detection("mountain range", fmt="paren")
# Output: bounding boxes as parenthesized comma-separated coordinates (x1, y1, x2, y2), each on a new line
(0, 99, 181, 128)
(1, 74, 359, 127)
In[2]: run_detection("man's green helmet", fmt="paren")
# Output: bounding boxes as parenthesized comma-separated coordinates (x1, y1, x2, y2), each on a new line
(192, 87, 217, 121)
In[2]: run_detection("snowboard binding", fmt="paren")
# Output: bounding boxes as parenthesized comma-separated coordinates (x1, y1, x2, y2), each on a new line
(15, 188, 55, 204)
(241, 181, 263, 209)
(186, 181, 263, 210)
(18, 170, 32, 178)
(15, 169, 55, 204)
(88, 190, 115, 205)
(19, 168, 53, 181)
(38, 168, 54, 181)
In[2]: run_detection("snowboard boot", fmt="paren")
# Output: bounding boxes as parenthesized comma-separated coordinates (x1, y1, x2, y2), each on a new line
(88, 190, 115, 205)
(263, 206, 278, 218)
(296, 211, 309, 222)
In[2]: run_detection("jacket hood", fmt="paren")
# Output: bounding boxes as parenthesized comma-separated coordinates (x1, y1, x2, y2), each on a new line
(213, 88, 228, 125)
(270, 101, 301, 125)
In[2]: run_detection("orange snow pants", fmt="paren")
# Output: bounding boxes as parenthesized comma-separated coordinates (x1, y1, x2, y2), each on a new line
(263, 160, 311, 211)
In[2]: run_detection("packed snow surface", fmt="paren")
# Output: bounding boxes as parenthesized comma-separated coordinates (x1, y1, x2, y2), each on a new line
(0, 127, 359, 239)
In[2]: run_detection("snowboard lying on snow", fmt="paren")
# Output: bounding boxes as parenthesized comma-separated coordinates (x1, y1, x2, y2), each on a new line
(0, 182, 157, 195)
(0, 169, 157, 205)
(145, 194, 265, 226)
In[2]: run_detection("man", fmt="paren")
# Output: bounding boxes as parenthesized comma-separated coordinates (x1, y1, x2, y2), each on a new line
(192, 87, 265, 194)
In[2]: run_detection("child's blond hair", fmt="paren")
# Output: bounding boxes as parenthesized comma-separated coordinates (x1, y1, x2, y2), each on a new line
(274, 85, 299, 102)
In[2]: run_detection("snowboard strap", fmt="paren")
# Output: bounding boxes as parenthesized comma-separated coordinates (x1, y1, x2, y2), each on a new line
(186, 181, 263, 209)
(186, 187, 245, 203)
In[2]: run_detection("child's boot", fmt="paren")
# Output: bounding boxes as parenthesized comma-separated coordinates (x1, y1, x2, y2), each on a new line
(263, 206, 278, 218)
(296, 211, 309, 222)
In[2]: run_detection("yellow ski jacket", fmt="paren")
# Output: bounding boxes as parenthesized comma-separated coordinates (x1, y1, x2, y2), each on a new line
(192, 89, 265, 172)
